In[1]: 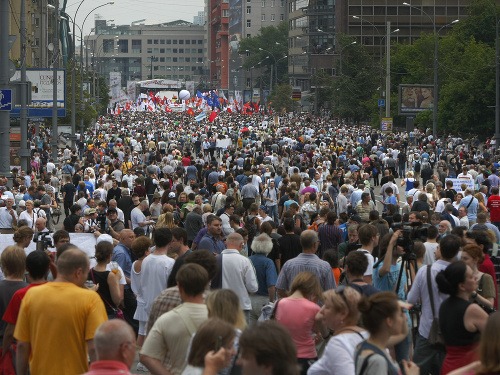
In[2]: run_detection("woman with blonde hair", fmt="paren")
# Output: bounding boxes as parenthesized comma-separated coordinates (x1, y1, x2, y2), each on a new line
(206, 289, 246, 374)
(13, 226, 34, 251)
(474, 192, 488, 214)
(275, 272, 328, 375)
(400, 171, 415, 197)
(19, 200, 43, 229)
(308, 286, 368, 375)
(425, 182, 436, 209)
(156, 212, 176, 229)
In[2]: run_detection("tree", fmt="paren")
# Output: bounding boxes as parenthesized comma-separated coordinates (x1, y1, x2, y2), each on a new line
(268, 83, 296, 113)
(330, 35, 379, 122)
(239, 22, 288, 88)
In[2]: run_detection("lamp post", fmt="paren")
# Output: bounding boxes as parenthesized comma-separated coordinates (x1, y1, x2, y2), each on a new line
(258, 47, 277, 92)
(51, 0, 60, 160)
(149, 55, 157, 80)
(495, 16, 500, 149)
(403, 2, 458, 138)
(79, 2, 114, 136)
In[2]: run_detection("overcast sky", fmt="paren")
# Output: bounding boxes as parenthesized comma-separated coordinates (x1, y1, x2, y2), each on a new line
(66, 0, 205, 37)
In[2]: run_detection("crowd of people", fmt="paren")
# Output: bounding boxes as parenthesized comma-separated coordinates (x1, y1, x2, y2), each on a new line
(1, 110, 500, 375)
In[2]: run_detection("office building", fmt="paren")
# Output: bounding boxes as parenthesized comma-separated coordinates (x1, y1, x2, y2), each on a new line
(85, 19, 208, 88)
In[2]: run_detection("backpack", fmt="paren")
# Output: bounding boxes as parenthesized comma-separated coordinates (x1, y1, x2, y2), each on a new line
(414, 161, 421, 172)
(294, 213, 308, 231)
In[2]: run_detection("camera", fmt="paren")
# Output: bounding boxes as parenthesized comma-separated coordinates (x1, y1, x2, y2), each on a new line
(97, 212, 107, 233)
(393, 222, 429, 256)
(33, 231, 53, 251)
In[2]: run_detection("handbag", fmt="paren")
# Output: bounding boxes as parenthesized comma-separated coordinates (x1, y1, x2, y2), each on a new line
(52, 206, 62, 216)
(90, 269, 125, 320)
(426, 265, 444, 346)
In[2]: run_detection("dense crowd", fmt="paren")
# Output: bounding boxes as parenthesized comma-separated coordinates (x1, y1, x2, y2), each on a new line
(1, 110, 500, 375)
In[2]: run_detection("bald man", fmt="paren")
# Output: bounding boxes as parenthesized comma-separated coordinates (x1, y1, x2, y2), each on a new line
(219, 232, 258, 322)
(83, 320, 136, 375)
(15, 249, 107, 375)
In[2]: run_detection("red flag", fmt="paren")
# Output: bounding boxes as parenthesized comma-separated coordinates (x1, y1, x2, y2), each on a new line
(227, 107, 232, 113)
(186, 107, 195, 116)
(208, 111, 218, 122)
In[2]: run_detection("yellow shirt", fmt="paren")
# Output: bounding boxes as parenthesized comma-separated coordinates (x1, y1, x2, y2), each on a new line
(14, 282, 107, 375)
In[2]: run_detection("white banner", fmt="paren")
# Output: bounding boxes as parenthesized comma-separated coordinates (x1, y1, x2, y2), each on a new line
(0, 233, 97, 258)
(445, 178, 475, 193)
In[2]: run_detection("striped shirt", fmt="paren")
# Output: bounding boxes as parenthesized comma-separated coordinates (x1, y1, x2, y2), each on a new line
(276, 253, 336, 292)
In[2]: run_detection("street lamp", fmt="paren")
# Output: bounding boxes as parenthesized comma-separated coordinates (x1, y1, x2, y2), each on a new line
(258, 47, 277, 91)
(495, 16, 500, 149)
(79, 2, 114, 135)
(403, 2, 458, 138)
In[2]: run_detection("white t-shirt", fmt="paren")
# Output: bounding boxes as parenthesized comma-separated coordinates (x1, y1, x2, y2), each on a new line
(423, 242, 439, 266)
(357, 249, 375, 276)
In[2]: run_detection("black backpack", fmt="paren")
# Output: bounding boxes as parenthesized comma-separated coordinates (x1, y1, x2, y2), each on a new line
(414, 161, 421, 172)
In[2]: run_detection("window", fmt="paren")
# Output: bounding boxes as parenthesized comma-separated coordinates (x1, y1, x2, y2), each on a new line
(186, 57, 190, 62)
(160, 48, 165, 53)
(33, 38, 39, 46)
(173, 40, 178, 44)
(280, 13, 284, 20)
(223, 9, 229, 16)
(166, 40, 172, 44)
(261, 0, 265, 7)
(160, 57, 165, 62)
(280, 0, 284, 7)
(271, 0, 274, 6)
(192, 39, 197, 44)
(198, 48, 203, 53)
(179, 40, 184, 44)
(179, 57, 184, 62)
(147, 39, 152, 44)
(165, 57, 172, 62)
(271, 14, 275, 21)
(198, 40, 203, 44)
(247, 19, 251, 27)
(173, 57, 178, 62)
(154, 39, 159, 44)
(186, 40, 191, 44)
(153, 48, 159, 53)
(173, 48, 178, 53)
(147, 48, 153, 53)
(262, 14, 266, 21)
(179, 48, 184, 53)
(246, 6, 251, 13)
(160, 39, 165, 44)
(247, 33, 251, 38)
(166, 48, 172, 53)
(192, 48, 198, 53)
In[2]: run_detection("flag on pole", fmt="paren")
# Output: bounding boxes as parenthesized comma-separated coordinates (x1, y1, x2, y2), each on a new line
(208, 111, 218, 122)
(195, 112, 207, 122)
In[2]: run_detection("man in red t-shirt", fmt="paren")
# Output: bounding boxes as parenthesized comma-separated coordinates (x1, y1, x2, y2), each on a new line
(487, 186, 500, 229)
(2, 251, 50, 354)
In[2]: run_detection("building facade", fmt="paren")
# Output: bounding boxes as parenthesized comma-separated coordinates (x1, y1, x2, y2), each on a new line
(288, 0, 500, 108)
(209, 0, 287, 97)
(85, 20, 208, 88)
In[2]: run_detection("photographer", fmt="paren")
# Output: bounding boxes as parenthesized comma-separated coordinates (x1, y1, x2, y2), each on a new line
(107, 208, 125, 240)
(373, 231, 412, 362)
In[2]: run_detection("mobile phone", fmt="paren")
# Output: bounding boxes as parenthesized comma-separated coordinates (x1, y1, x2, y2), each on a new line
(215, 335, 222, 351)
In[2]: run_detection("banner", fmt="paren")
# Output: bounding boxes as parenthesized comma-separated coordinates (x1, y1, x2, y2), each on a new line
(0, 233, 97, 258)
(445, 178, 474, 193)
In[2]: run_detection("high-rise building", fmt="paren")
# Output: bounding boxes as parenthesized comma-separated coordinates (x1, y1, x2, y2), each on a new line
(193, 11, 207, 26)
(85, 19, 208, 88)
(289, 0, 500, 110)
(209, 0, 287, 99)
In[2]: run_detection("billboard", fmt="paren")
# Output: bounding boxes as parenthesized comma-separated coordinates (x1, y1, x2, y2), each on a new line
(381, 117, 393, 132)
(398, 84, 434, 115)
(10, 69, 66, 117)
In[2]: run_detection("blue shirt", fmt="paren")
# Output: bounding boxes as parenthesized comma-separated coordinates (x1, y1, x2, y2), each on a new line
(459, 195, 478, 221)
(198, 233, 226, 254)
(373, 262, 406, 300)
(112, 243, 133, 279)
(249, 253, 278, 296)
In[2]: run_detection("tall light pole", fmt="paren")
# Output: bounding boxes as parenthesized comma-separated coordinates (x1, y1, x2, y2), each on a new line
(79, 2, 114, 137)
(386, 21, 391, 118)
(494, 14, 500, 149)
(51, 0, 60, 160)
(258, 47, 277, 92)
(19, 0, 30, 172)
(339, 41, 356, 76)
(403, 2, 458, 138)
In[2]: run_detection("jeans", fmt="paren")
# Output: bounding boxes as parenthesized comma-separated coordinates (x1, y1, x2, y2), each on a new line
(412, 333, 445, 375)
(249, 295, 270, 326)
(267, 205, 279, 224)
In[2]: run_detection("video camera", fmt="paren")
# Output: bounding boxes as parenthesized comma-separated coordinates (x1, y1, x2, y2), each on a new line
(97, 211, 107, 233)
(392, 222, 429, 256)
(33, 231, 53, 252)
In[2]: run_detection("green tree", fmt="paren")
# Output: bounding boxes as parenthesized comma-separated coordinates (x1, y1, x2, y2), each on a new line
(330, 35, 379, 122)
(268, 83, 296, 112)
(239, 22, 288, 88)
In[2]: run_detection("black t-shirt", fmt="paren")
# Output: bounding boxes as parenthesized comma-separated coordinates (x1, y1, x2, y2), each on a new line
(278, 233, 302, 266)
(61, 183, 76, 202)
